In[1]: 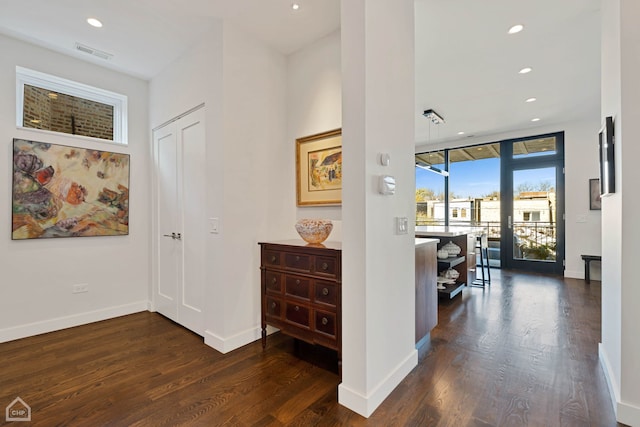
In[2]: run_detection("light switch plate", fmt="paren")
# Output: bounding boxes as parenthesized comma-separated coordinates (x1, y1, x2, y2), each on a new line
(396, 217, 408, 234)
(209, 218, 219, 233)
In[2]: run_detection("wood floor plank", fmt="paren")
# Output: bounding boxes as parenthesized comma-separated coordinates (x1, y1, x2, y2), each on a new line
(0, 271, 624, 426)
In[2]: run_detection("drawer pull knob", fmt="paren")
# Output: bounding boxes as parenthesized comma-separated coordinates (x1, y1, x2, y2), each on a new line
(295, 255, 300, 261)
(295, 279, 300, 285)
(271, 277, 277, 284)
(271, 302, 276, 309)
(322, 317, 328, 325)
(270, 255, 276, 262)
(322, 287, 329, 296)
(294, 306, 300, 312)
(321, 262, 328, 270)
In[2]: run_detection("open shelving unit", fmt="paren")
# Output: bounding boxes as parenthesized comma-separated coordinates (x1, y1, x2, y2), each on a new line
(416, 229, 477, 302)
(438, 255, 465, 268)
(437, 255, 466, 299)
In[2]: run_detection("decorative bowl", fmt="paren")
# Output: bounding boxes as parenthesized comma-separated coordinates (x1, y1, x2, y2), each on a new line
(444, 268, 460, 279)
(295, 219, 333, 244)
(437, 249, 450, 259)
(442, 241, 462, 256)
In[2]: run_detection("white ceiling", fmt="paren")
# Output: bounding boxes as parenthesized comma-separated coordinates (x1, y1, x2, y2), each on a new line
(414, 0, 601, 146)
(0, 0, 601, 147)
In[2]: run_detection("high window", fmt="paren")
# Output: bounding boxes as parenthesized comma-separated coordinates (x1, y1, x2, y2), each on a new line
(16, 67, 128, 144)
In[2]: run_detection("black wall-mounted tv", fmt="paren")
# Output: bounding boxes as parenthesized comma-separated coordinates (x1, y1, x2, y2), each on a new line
(599, 115, 615, 196)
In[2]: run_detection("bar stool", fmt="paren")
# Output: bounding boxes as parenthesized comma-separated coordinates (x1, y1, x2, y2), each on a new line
(472, 233, 491, 287)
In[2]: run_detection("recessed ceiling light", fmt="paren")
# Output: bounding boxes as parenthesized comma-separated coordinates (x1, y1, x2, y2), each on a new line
(87, 18, 103, 28)
(525, 97, 537, 103)
(30, 119, 41, 124)
(48, 93, 58, 100)
(458, 131, 465, 135)
(508, 24, 524, 34)
(531, 118, 541, 122)
(291, 3, 300, 10)
(519, 67, 532, 74)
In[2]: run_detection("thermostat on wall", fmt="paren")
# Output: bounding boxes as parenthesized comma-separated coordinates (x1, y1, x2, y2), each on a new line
(379, 175, 396, 195)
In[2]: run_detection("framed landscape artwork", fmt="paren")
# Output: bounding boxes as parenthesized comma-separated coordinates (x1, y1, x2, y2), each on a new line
(12, 138, 130, 239)
(296, 128, 342, 206)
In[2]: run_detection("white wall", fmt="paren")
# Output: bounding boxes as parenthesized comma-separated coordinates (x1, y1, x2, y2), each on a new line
(219, 23, 288, 348)
(339, 0, 417, 417)
(287, 31, 343, 240)
(416, 118, 603, 281)
(600, 0, 640, 424)
(619, 0, 640, 420)
(0, 34, 150, 342)
(599, 1, 622, 413)
(149, 21, 288, 353)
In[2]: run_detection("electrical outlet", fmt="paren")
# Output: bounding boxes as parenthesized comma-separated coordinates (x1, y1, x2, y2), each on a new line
(72, 284, 88, 294)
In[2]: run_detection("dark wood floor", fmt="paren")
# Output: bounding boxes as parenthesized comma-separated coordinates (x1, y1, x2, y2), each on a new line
(0, 271, 622, 426)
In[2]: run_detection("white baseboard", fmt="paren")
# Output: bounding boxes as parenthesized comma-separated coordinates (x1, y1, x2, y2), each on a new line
(204, 325, 277, 354)
(599, 343, 620, 413)
(564, 269, 583, 280)
(338, 349, 418, 418)
(565, 269, 601, 282)
(0, 301, 149, 343)
(618, 402, 640, 427)
(599, 344, 640, 425)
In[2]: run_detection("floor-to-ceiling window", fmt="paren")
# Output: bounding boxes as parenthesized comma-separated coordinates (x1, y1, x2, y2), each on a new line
(415, 150, 446, 226)
(415, 132, 565, 274)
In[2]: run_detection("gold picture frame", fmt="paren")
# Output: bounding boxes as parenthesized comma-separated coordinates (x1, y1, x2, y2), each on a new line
(296, 128, 342, 206)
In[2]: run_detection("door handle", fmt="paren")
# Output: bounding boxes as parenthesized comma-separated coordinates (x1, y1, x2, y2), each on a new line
(175, 233, 182, 241)
(163, 232, 180, 239)
(508, 216, 512, 229)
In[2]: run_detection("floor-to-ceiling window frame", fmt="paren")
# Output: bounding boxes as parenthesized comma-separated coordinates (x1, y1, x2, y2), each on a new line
(416, 131, 565, 275)
(501, 132, 565, 274)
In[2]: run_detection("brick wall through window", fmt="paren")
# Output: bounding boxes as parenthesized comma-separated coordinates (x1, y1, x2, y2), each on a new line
(23, 85, 114, 141)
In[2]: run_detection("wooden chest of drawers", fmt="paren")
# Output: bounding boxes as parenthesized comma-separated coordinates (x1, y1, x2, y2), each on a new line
(259, 240, 342, 361)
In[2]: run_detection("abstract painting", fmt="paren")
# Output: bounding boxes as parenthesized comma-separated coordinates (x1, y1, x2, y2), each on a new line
(296, 129, 342, 206)
(12, 138, 130, 239)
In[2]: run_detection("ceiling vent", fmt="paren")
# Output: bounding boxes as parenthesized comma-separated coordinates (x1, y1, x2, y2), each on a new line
(75, 42, 113, 60)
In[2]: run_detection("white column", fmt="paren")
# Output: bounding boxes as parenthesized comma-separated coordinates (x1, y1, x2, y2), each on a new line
(339, 0, 417, 417)
(600, 0, 640, 424)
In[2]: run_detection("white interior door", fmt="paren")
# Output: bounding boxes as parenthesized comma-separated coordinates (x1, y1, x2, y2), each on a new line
(154, 124, 179, 321)
(176, 110, 206, 334)
(153, 107, 206, 336)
